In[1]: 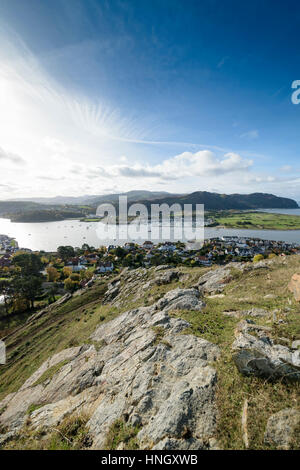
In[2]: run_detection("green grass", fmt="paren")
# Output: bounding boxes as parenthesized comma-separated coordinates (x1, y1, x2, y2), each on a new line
(26, 403, 44, 415)
(213, 210, 300, 230)
(0, 280, 119, 400)
(3, 414, 91, 450)
(104, 418, 140, 450)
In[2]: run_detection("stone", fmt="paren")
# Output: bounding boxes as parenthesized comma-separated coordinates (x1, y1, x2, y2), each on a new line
(0, 430, 17, 447)
(152, 437, 217, 450)
(197, 266, 233, 294)
(154, 288, 206, 313)
(154, 270, 180, 285)
(264, 409, 300, 449)
(239, 308, 270, 318)
(292, 340, 300, 350)
(232, 321, 300, 382)
(288, 273, 300, 302)
(0, 286, 219, 451)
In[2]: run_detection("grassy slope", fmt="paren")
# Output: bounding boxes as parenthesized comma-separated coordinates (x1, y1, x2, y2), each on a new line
(0, 258, 300, 449)
(213, 211, 300, 230)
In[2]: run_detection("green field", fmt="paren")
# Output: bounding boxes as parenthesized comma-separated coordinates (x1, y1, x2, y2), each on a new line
(212, 211, 300, 230)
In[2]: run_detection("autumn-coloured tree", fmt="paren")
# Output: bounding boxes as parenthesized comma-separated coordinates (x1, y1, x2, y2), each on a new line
(62, 266, 72, 278)
(46, 266, 60, 282)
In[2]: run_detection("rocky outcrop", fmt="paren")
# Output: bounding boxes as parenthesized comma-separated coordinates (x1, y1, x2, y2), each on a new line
(154, 288, 205, 313)
(26, 293, 72, 323)
(239, 308, 271, 318)
(197, 265, 234, 294)
(154, 270, 180, 285)
(264, 409, 300, 449)
(288, 273, 300, 302)
(232, 320, 300, 382)
(0, 287, 219, 450)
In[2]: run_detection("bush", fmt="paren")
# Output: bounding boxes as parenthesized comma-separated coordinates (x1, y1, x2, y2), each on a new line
(253, 254, 264, 263)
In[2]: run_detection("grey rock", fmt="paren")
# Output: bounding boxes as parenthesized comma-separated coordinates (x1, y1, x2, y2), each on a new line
(152, 437, 216, 450)
(154, 270, 180, 286)
(264, 409, 300, 449)
(240, 308, 270, 318)
(197, 266, 233, 294)
(154, 288, 206, 312)
(292, 340, 300, 350)
(232, 321, 300, 382)
(0, 285, 219, 450)
(0, 430, 17, 447)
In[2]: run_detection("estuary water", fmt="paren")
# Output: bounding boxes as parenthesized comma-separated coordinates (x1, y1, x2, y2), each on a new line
(0, 215, 300, 251)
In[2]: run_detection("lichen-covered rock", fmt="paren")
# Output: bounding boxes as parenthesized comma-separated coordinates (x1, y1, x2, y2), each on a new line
(0, 286, 219, 450)
(232, 320, 300, 382)
(197, 266, 233, 294)
(154, 270, 180, 285)
(264, 409, 300, 449)
(239, 308, 270, 318)
(154, 287, 205, 312)
(152, 436, 219, 450)
(0, 345, 101, 431)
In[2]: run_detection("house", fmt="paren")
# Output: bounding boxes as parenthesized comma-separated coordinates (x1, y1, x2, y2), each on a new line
(124, 242, 135, 251)
(143, 241, 154, 250)
(71, 265, 87, 273)
(158, 242, 176, 252)
(196, 256, 212, 266)
(95, 262, 114, 273)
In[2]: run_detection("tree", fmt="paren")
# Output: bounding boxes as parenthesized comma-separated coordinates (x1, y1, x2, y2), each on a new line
(13, 253, 42, 276)
(81, 243, 91, 253)
(122, 253, 134, 267)
(64, 277, 79, 293)
(12, 275, 42, 309)
(62, 266, 72, 278)
(48, 284, 58, 304)
(253, 254, 264, 263)
(80, 269, 93, 281)
(57, 246, 75, 261)
(46, 266, 60, 282)
(11, 253, 43, 309)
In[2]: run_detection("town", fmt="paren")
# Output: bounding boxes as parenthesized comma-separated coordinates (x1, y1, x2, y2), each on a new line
(1, 232, 300, 317)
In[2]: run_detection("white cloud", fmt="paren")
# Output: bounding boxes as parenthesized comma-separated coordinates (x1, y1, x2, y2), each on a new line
(0, 146, 26, 165)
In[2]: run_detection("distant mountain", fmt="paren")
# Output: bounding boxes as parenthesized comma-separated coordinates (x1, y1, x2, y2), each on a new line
(135, 192, 299, 211)
(8, 195, 99, 205)
(0, 192, 298, 219)
(87, 190, 176, 206)
(9, 191, 175, 206)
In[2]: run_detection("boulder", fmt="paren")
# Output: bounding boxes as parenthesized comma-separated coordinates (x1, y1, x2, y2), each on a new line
(197, 266, 233, 294)
(154, 270, 180, 286)
(232, 320, 300, 382)
(264, 409, 300, 449)
(288, 273, 300, 302)
(154, 288, 205, 312)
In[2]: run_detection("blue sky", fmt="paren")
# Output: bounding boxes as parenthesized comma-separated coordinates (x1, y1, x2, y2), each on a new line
(0, 0, 300, 199)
